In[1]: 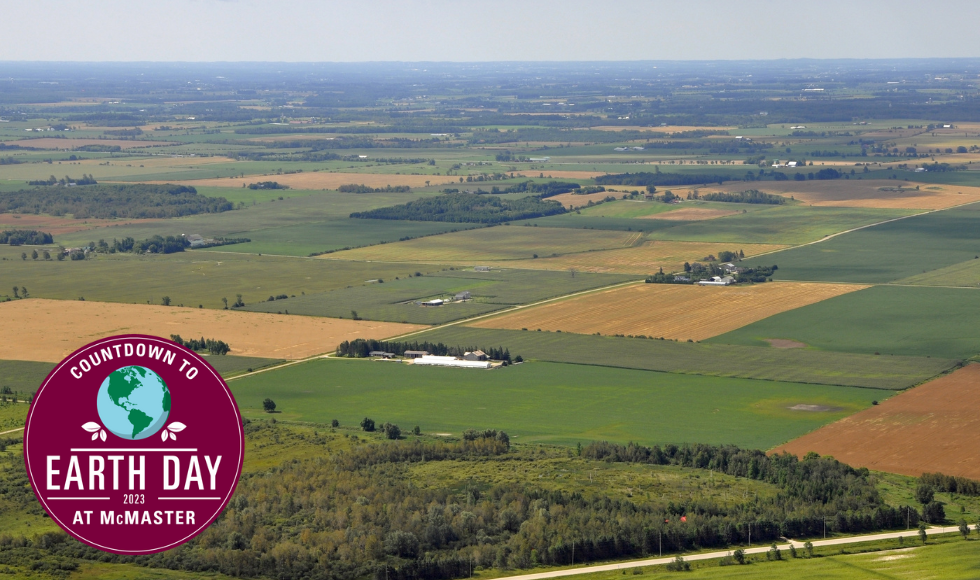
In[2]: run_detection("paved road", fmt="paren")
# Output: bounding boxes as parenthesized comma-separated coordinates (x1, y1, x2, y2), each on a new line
(483, 527, 948, 580)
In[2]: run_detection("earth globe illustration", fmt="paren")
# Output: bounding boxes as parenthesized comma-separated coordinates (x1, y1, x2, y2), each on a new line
(96, 366, 171, 440)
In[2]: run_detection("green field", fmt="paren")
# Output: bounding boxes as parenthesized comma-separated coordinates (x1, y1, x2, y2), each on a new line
(0, 245, 443, 308)
(229, 359, 884, 448)
(749, 203, 980, 283)
(410, 326, 955, 389)
(894, 256, 980, 287)
(243, 268, 635, 323)
(646, 206, 917, 245)
(521, 213, 689, 232)
(708, 285, 980, 359)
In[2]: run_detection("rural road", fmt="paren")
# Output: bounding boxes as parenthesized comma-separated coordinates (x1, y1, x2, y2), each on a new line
(0, 427, 23, 436)
(483, 527, 950, 580)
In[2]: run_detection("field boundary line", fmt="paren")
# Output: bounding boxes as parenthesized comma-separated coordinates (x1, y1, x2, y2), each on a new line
(482, 527, 950, 580)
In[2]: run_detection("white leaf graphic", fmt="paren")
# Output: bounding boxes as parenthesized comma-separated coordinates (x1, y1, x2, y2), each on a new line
(82, 422, 101, 433)
(99, 430, 106, 442)
(91, 432, 99, 441)
(169, 432, 176, 441)
(162, 430, 169, 442)
(167, 422, 186, 433)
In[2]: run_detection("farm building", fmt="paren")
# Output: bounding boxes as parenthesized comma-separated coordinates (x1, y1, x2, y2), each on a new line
(421, 299, 444, 307)
(413, 355, 491, 369)
(463, 350, 488, 361)
(403, 350, 429, 358)
(455, 291, 471, 301)
(369, 351, 394, 359)
(721, 263, 742, 274)
(474, 266, 491, 272)
(698, 276, 736, 286)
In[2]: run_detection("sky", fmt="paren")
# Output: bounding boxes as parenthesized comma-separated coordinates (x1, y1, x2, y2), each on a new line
(2, 0, 979, 62)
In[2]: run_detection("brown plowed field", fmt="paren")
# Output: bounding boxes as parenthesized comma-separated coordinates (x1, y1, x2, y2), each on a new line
(149, 172, 460, 190)
(470, 281, 865, 340)
(486, 241, 787, 275)
(674, 180, 980, 210)
(0, 299, 423, 362)
(0, 214, 160, 236)
(11, 138, 177, 150)
(773, 364, 980, 479)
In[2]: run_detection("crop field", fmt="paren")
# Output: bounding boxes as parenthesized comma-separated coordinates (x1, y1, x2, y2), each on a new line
(646, 206, 918, 245)
(549, 190, 617, 208)
(576, 199, 766, 220)
(8, 137, 177, 150)
(0, 213, 161, 235)
(324, 226, 639, 263)
(744, 202, 980, 283)
(205, 219, 481, 257)
(717, 179, 980, 210)
(470, 281, 868, 341)
(709, 285, 980, 359)
(0, 298, 422, 361)
(244, 268, 635, 323)
(229, 358, 883, 448)
(488, 240, 787, 275)
(650, 207, 743, 220)
(0, 245, 439, 308)
(411, 326, 955, 389)
(895, 257, 980, 287)
(155, 171, 461, 190)
(774, 364, 980, 479)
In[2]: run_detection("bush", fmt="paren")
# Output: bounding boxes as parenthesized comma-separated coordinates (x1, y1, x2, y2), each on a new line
(664, 556, 690, 572)
(262, 398, 276, 413)
(361, 417, 376, 432)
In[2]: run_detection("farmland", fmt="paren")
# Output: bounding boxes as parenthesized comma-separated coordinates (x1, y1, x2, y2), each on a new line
(244, 268, 635, 323)
(736, 179, 980, 210)
(774, 364, 980, 479)
(0, 298, 422, 361)
(747, 202, 980, 283)
(470, 281, 868, 341)
(410, 326, 955, 389)
(709, 285, 980, 359)
(229, 358, 883, 448)
(324, 226, 640, 263)
(487, 241, 787, 274)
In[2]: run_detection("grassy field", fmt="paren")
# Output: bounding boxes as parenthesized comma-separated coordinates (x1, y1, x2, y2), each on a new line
(0, 245, 443, 309)
(205, 219, 481, 256)
(709, 285, 980, 359)
(244, 268, 635, 323)
(646, 206, 917, 245)
(324, 226, 640, 263)
(894, 256, 980, 287)
(409, 326, 956, 389)
(230, 359, 883, 448)
(748, 202, 980, 283)
(521, 214, 693, 232)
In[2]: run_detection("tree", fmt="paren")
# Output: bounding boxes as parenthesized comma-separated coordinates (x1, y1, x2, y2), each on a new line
(42, 250, 50, 260)
(351, 310, 361, 320)
(221, 297, 228, 309)
(233, 294, 244, 307)
(683, 262, 692, 272)
(360, 417, 375, 432)
(20, 287, 27, 298)
(959, 519, 970, 539)
(31, 249, 38, 260)
(732, 548, 745, 564)
(412, 425, 421, 435)
(262, 398, 276, 413)
(382, 422, 401, 440)
(803, 541, 813, 558)
(918, 522, 928, 544)
(916, 484, 935, 505)
(20, 252, 26, 261)
(161, 296, 171, 306)
(665, 556, 689, 572)
(12, 287, 18, 299)
(923, 501, 945, 524)
(767, 544, 781, 561)
(331, 419, 339, 427)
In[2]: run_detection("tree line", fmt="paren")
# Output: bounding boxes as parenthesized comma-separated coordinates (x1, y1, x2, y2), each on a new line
(0, 230, 53, 245)
(350, 193, 566, 224)
(339, 184, 412, 193)
(688, 190, 786, 204)
(27, 174, 97, 186)
(0, 185, 234, 219)
(336, 339, 516, 362)
(169, 334, 231, 355)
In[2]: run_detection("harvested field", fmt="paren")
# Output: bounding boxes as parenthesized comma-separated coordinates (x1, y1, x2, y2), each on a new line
(487, 241, 787, 275)
(0, 298, 423, 362)
(549, 190, 615, 208)
(470, 281, 866, 341)
(150, 172, 459, 190)
(515, 170, 607, 179)
(589, 125, 735, 133)
(79, 155, 237, 169)
(644, 207, 741, 221)
(774, 364, 980, 479)
(678, 180, 980, 210)
(323, 226, 636, 263)
(10, 138, 177, 150)
(0, 214, 160, 236)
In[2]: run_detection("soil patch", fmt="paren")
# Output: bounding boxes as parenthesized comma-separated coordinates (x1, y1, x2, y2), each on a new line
(644, 208, 740, 221)
(766, 338, 808, 349)
(788, 404, 842, 412)
(773, 364, 980, 479)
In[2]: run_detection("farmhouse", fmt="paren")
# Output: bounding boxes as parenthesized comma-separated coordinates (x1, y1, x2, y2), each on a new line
(463, 350, 488, 361)
(474, 266, 491, 272)
(698, 276, 735, 286)
(413, 355, 491, 369)
(403, 350, 429, 358)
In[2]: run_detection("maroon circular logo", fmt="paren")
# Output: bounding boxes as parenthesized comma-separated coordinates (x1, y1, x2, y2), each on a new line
(23, 334, 244, 554)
